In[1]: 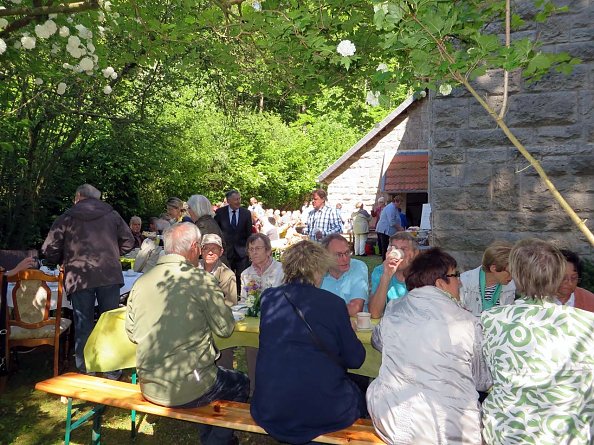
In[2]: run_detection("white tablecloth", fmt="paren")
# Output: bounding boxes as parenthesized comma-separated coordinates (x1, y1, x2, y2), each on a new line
(6, 271, 142, 310)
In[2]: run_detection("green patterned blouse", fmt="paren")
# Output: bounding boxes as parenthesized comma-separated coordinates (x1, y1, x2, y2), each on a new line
(481, 300, 594, 445)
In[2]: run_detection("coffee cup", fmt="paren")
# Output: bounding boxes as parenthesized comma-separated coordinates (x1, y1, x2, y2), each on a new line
(356, 312, 372, 330)
(388, 247, 404, 260)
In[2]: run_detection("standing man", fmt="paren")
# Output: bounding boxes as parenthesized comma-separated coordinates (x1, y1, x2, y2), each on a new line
(368, 233, 420, 318)
(375, 195, 403, 260)
(126, 223, 249, 445)
(320, 234, 369, 317)
(303, 189, 343, 242)
(41, 184, 135, 377)
(248, 197, 265, 217)
(214, 190, 253, 290)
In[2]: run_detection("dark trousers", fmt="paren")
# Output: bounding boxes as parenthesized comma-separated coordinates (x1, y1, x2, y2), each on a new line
(229, 255, 250, 295)
(70, 284, 120, 372)
(177, 367, 249, 445)
(377, 232, 390, 261)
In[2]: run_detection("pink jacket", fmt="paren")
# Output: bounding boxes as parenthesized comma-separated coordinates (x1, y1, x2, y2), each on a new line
(575, 287, 594, 312)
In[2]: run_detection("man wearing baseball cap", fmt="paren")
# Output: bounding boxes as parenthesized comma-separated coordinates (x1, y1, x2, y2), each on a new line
(199, 233, 238, 307)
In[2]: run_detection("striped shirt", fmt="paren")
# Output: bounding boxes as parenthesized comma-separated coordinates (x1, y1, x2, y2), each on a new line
(303, 205, 343, 241)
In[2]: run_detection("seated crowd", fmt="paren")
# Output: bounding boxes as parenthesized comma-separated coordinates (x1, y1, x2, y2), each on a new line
(124, 198, 594, 445)
(20, 184, 594, 445)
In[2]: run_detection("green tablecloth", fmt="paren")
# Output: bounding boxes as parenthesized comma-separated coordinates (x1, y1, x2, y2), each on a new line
(84, 307, 381, 377)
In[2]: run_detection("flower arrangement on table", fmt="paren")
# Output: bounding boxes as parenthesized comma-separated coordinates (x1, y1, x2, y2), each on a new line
(244, 279, 262, 317)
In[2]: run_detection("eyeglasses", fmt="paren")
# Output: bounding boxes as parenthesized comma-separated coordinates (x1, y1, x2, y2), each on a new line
(561, 275, 580, 284)
(248, 246, 266, 254)
(445, 271, 461, 278)
(334, 251, 351, 259)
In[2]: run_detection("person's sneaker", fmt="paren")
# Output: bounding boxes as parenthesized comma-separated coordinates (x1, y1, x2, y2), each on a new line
(104, 370, 123, 381)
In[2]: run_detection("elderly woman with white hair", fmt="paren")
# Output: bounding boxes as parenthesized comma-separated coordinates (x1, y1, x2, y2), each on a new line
(481, 239, 594, 444)
(187, 194, 224, 242)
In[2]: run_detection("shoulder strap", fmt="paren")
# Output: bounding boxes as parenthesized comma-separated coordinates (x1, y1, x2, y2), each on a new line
(283, 292, 347, 370)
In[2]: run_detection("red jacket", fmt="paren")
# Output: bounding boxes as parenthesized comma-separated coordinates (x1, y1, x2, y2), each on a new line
(575, 287, 594, 312)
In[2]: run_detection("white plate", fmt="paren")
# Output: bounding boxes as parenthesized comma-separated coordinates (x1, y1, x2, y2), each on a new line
(232, 311, 245, 322)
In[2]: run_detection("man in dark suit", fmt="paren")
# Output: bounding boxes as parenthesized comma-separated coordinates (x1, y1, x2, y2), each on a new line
(214, 190, 253, 292)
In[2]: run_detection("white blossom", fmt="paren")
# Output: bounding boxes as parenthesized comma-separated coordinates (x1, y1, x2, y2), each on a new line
(439, 84, 453, 96)
(51, 43, 60, 54)
(75, 24, 92, 40)
(376, 63, 388, 72)
(365, 90, 380, 107)
(13, 40, 21, 49)
(59, 26, 70, 37)
(56, 82, 67, 95)
(373, 2, 389, 13)
(34, 77, 43, 85)
(0, 38, 6, 55)
(11, 0, 22, 4)
(67, 35, 81, 47)
(66, 16, 73, 23)
(45, 20, 57, 35)
(78, 56, 94, 71)
(103, 85, 112, 95)
(67, 45, 83, 58)
(336, 40, 356, 57)
(98, 11, 106, 22)
(21, 35, 36, 50)
(102, 1, 112, 12)
(49, 14, 58, 19)
(0, 18, 8, 30)
(63, 62, 73, 69)
(86, 42, 95, 53)
(102, 66, 115, 78)
(253, 1, 262, 11)
(110, 71, 117, 80)
(419, 90, 427, 98)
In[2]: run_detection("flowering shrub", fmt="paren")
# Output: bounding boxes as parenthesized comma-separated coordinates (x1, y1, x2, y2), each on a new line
(244, 279, 262, 317)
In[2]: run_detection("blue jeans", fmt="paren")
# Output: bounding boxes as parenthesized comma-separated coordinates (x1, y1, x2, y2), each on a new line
(177, 367, 249, 445)
(70, 284, 120, 373)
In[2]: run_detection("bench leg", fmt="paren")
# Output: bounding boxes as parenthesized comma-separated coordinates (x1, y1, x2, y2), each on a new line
(92, 406, 102, 445)
(131, 370, 137, 439)
(65, 397, 73, 445)
(63, 398, 104, 445)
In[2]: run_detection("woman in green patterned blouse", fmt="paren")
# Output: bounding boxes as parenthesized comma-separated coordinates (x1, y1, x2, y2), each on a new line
(481, 239, 594, 445)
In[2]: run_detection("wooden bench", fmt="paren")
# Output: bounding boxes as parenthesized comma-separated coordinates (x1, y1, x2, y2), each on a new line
(35, 373, 385, 445)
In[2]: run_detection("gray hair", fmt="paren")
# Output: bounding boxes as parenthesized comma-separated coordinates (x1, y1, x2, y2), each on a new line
(76, 184, 101, 200)
(163, 223, 202, 256)
(129, 216, 141, 225)
(509, 238, 566, 301)
(321, 233, 348, 249)
(155, 218, 171, 232)
(187, 195, 214, 218)
(389, 232, 419, 250)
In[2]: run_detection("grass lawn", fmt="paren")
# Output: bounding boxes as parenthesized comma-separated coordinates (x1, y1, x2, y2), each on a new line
(1, 253, 383, 444)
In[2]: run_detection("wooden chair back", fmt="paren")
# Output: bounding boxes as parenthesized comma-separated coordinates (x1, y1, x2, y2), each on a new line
(6, 268, 68, 376)
(0, 250, 38, 271)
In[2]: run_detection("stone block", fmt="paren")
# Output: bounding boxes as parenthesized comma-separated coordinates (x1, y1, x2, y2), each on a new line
(461, 164, 494, 187)
(431, 147, 466, 164)
(534, 125, 583, 145)
(522, 64, 589, 93)
(430, 165, 462, 188)
(511, 210, 573, 232)
(433, 98, 469, 128)
(432, 129, 458, 148)
(571, 27, 594, 42)
(579, 90, 594, 116)
(563, 191, 594, 212)
(471, 70, 522, 96)
(459, 128, 514, 148)
(537, 15, 572, 43)
(556, 41, 594, 63)
(506, 92, 578, 127)
(466, 147, 513, 164)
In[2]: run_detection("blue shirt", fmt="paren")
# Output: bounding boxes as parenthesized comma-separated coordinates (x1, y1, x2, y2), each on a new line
(371, 264, 408, 301)
(321, 259, 369, 306)
(375, 202, 401, 236)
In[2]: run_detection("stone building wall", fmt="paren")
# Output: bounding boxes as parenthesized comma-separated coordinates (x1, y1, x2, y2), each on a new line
(428, 0, 594, 268)
(325, 100, 431, 213)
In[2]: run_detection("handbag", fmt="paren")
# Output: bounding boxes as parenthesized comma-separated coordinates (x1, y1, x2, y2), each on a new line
(282, 292, 347, 370)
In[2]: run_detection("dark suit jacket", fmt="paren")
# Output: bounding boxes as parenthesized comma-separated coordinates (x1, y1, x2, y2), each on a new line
(214, 206, 252, 261)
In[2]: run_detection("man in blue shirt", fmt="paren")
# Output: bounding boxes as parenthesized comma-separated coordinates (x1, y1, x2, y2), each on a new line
(320, 234, 369, 316)
(368, 232, 419, 318)
(375, 195, 403, 260)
